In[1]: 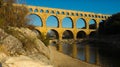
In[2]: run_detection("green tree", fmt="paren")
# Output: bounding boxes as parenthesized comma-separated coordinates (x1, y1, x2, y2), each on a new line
(98, 13, 120, 35)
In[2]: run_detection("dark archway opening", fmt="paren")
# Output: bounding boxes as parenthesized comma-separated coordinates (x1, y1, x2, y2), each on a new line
(89, 19, 97, 29)
(47, 29, 59, 39)
(77, 31, 86, 39)
(89, 31, 97, 38)
(62, 30, 74, 39)
(32, 29, 42, 39)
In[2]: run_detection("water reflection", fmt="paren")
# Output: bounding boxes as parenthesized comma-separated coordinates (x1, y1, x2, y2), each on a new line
(77, 44, 85, 61)
(89, 47, 96, 64)
(50, 42, 96, 64)
(62, 44, 72, 56)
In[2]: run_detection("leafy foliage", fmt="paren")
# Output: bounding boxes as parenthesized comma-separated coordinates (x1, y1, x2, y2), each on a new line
(98, 13, 120, 35)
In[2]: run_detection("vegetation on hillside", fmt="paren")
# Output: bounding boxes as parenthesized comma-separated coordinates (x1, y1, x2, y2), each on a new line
(98, 13, 120, 35)
(0, 0, 31, 29)
(37, 32, 50, 46)
(0, 0, 50, 46)
(94, 13, 120, 67)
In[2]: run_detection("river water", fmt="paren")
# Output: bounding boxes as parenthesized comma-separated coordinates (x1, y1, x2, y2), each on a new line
(51, 42, 96, 64)
(50, 39, 120, 67)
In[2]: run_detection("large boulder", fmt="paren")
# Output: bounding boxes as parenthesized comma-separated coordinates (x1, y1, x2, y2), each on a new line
(0, 28, 25, 56)
(7, 27, 50, 58)
(3, 55, 53, 67)
(0, 27, 52, 67)
(0, 27, 50, 57)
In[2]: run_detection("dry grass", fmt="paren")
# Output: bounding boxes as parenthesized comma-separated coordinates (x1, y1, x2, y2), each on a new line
(4, 28, 38, 54)
(0, 45, 9, 55)
(0, 0, 30, 29)
(37, 33, 50, 46)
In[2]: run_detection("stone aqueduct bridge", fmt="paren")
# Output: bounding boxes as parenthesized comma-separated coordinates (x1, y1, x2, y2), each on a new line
(25, 5, 110, 39)
(25, 5, 110, 64)
(17, 4, 111, 65)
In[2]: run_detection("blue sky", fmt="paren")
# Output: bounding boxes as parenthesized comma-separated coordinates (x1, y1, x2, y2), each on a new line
(24, 0, 120, 27)
(23, 0, 120, 15)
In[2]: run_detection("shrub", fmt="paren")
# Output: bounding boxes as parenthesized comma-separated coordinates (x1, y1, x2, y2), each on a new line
(98, 13, 120, 35)
(37, 33, 50, 46)
(0, 0, 30, 29)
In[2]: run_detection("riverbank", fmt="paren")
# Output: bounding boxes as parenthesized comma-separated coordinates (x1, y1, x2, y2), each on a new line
(49, 46, 100, 67)
(0, 27, 101, 67)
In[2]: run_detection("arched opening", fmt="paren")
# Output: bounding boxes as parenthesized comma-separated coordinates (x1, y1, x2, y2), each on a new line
(29, 8, 33, 12)
(88, 14, 91, 17)
(71, 13, 74, 16)
(80, 14, 83, 16)
(95, 15, 97, 18)
(76, 13, 78, 16)
(98, 15, 101, 18)
(89, 19, 97, 29)
(34, 9, 38, 12)
(33, 29, 41, 36)
(102, 16, 104, 18)
(62, 17, 73, 28)
(76, 18, 86, 29)
(40, 9, 44, 13)
(56, 11, 60, 14)
(46, 10, 49, 13)
(104, 16, 107, 19)
(46, 15, 59, 27)
(92, 15, 94, 18)
(84, 14, 87, 17)
(47, 29, 59, 39)
(51, 10, 55, 14)
(62, 12, 65, 15)
(99, 20, 104, 27)
(66, 12, 69, 15)
(62, 30, 74, 39)
(32, 29, 42, 39)
(89, 31, 96, 38)
(100, 20, 104, 23)
(27, 14, 42, 26)
(77, 31, 86, 39)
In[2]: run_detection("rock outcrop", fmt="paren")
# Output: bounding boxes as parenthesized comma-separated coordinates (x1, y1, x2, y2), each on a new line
(2, 55, 52, 67)
(0, 28, 53, 67)
(0, 27, 101, 67)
